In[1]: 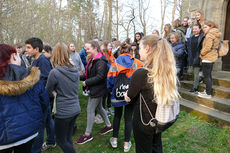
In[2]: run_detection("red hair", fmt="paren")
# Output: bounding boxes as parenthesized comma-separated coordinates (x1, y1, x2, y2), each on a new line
(0, 44, 16, 79)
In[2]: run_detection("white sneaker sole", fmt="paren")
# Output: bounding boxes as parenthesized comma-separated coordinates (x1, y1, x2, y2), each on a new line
(77, 137, 93, 145)
(100, 128, 113, 135)
(110, 138, 117, 148)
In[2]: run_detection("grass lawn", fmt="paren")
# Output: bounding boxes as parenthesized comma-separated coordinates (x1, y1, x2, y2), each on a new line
(44, 82, 230, 153)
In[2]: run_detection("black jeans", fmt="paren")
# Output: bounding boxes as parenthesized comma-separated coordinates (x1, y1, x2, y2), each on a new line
(133, 106, 163, 153)
(102, 91, 111, 109)
(113, 103, 134, 142)
(0, 139, 34, 153)
(55, 115, 78, 153)
(202, 63, 214, 95)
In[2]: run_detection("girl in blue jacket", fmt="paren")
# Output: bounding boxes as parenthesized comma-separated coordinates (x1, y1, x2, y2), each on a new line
(170, 32, 185, 80)
(0, 44, 49, 153)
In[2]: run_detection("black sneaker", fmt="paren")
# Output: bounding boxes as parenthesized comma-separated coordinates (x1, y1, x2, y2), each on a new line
(189, 88, 198, 93)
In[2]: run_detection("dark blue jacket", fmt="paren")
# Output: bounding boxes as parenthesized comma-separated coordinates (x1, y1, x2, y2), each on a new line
(79, 47, 88, 68)
(171, 41, 185, 69)
(32, 54, 52, 86)
(0, 65, 49, 145)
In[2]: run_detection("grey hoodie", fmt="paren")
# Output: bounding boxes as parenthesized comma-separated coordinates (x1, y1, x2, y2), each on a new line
(46, 66, 81, 119)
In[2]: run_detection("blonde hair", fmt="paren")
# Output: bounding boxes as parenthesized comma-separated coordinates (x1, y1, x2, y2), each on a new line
(141, 35, 180, 105)
(204, 20, 218, 29)
(170, 32, 180, 43)
(51, 42, 74, 68)
(195, 9, 205, 28)
(163, 24, 172, 40)
(172, 19, 181, 29)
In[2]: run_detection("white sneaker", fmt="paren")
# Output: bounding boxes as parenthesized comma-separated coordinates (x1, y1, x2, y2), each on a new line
(110, 137, 117, 148)
(108, 108, 114, 115)
(198, 90, 206, 95)
(198, 91, 212, 99)
(124, 141, 132, 152)
(42, 142, 56, 150)
(94, 114, 104, 124)
(82, 90, 89, 96)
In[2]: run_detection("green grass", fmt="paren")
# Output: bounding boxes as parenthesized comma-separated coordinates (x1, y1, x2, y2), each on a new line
(44, 82, 230, 153)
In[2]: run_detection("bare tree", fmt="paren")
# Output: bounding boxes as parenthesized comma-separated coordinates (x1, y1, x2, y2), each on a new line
(107, 0, 113, 41)
(160, 0, 167, 34)
(172, 0, 178, 24)
(116, 0, 119, 40)
(138, 0, 150, 35)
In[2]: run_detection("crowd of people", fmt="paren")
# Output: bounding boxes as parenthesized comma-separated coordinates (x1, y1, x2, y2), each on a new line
(0, 8, 222, 153)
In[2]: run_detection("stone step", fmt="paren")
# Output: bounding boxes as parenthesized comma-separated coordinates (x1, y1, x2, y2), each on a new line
(180, 98, 230, 128)
(180, 80, 230, 99)
(183, 73, 230, 89)
(179, 88, 230, 114)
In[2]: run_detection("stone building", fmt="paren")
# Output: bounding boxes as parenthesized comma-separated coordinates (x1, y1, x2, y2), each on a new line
(181, 0, 230, 71)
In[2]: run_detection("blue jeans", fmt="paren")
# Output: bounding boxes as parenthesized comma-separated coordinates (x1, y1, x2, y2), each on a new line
(45, 97, 55, 145)
(31, 105, 55, 153)
(45, 106, 55, 144)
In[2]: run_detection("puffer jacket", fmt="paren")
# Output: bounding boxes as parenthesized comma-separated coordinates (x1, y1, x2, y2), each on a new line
(0, 65, 49, 146)
(200, 28, 221, 62)
(171, 41, 185, 69)
(80, 52, 108, 98)
(107, 53, 143, 107)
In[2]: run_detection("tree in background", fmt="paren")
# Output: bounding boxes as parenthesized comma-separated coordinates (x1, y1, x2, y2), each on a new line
(0, 0, 181, 49)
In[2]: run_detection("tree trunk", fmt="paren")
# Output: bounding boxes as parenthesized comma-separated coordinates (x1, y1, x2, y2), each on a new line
(116, 0, 119, 40)
(99, 10, 105, 39)
(0, 1, 3, 43)
(107, 0, 112, 41)
(160, 0, 167, 34)
(172, 0, 178, 24)
(103, 0, 108, 40)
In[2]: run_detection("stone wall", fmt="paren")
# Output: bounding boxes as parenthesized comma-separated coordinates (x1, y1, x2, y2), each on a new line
(181, 0, 229, 71)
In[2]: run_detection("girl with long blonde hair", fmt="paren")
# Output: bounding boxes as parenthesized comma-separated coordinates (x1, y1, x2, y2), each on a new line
(124, 35, 180, 153)
(195, 9, 205, 28)
(163, 23, 172, 42)
(46, 42, 81, 153)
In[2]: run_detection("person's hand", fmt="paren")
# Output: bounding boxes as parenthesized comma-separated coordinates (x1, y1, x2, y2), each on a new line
(124, 91, 131, 102)
(52, 91, 57, 97)
(82, 81, 86, 87)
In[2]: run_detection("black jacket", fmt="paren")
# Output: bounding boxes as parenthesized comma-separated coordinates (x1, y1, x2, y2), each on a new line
(190, 33, 204, 66)
(81, 52, 108, 98)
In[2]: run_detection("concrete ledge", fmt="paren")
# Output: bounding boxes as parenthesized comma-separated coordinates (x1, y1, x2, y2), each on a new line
(179, 88, 230, 114)
(180, 98, 230, 128)
(180, 80, 230, 99)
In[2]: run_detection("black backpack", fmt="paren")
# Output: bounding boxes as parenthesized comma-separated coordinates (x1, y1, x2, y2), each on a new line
(113, 73, 130, 100)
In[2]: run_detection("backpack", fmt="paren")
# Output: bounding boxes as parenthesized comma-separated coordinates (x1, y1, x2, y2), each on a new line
(139, 93, 180, 134)
(113, 73, 130, 100)
(218, 40, 229, 57)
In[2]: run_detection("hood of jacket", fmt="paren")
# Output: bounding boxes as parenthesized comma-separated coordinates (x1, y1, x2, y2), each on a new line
(206, 28, 221, 39)
(117, 53, 134, 68)
(176, 26, 186, 34)
(90, 52, 108, 64)
(55, 66, 79, 82)
(0, 66, 40, 96)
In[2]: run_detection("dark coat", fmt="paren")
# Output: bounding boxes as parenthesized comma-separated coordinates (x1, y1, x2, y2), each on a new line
(190, 33, 205, 66)
(79, 47, 88, 68)
(171, 41, 185, 69)
(81, 52, 108, 98)
(0, 65, 49, 145)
